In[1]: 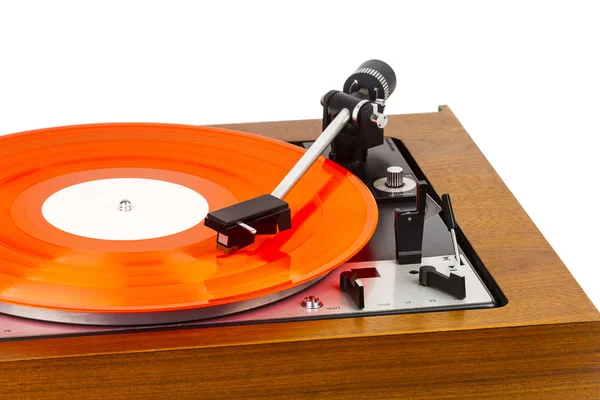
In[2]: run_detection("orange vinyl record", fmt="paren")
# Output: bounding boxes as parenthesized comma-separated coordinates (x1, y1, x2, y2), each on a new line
(0, 123, 377, 325)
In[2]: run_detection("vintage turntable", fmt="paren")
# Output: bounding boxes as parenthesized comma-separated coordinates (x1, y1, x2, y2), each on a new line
(0, 61, 598, 400)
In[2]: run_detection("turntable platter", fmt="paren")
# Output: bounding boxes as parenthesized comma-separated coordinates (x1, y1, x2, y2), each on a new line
(0, 123, 377, 324)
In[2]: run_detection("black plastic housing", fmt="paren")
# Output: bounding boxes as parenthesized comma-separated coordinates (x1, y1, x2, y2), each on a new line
(204, 194, 291, 251)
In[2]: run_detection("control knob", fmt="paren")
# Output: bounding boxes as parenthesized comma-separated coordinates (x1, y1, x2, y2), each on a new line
(386, 166, 404, 188)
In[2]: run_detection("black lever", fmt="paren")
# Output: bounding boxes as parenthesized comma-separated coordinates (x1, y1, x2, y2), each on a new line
(419, 265, 466, 300)
(339, 267, 380, 309)
(340, 271, 365, 309)
(441, 194, 461, 265)
(394, 180, 427, 264)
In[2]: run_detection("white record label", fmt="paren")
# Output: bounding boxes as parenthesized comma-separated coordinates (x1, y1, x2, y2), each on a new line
(41, 178, 209, 241)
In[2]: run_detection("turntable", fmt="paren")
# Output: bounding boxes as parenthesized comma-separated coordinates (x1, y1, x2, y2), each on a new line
(0, 61, 598, 400)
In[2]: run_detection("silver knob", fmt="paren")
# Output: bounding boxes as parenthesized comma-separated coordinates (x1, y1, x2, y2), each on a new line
(386, 166, 404, 188)
(301, 296, 323, 309)
(370, 111, 388, 128)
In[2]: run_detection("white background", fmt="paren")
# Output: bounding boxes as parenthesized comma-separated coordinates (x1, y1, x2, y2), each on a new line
(0, 1, 598, 309)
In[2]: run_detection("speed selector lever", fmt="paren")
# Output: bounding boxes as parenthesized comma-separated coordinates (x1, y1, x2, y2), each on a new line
(419, 265, 466, 300)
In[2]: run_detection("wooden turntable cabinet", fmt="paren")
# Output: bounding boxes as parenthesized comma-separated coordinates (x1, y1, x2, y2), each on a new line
(0, 106, 598, 399)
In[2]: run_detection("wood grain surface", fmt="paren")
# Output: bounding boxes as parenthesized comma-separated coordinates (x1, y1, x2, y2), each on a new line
(0, 106, 598, 399)
(3, 322, 599, 400)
